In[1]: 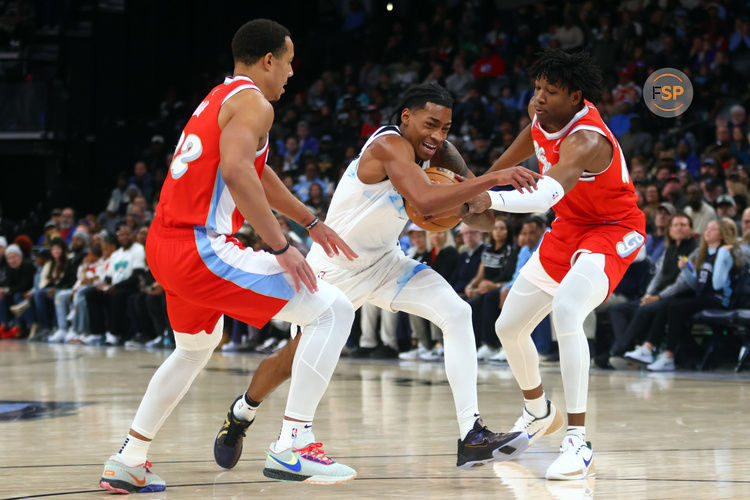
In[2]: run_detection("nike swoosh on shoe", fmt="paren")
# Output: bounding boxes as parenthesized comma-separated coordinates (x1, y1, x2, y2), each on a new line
(267, 453, 302, 472)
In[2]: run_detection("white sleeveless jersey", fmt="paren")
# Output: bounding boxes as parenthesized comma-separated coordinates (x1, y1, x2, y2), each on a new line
(308, 125, 427, 269)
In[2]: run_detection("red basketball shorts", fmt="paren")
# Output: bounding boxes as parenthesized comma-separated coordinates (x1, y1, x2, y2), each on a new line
(146, 222, 292, 334)
(537, 215, 646, 298)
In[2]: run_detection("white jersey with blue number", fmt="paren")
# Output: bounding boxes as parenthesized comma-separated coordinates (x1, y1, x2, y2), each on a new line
(308, 125, 427, 269)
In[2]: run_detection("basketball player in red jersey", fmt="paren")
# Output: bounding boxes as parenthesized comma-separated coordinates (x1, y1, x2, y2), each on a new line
(99, 19, 360, 493)
(480, 50, 646, 479)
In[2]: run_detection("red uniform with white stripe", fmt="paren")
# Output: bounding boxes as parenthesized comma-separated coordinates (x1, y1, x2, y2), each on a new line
(531, 99, 646, 296)
(147, 75, 292, 333)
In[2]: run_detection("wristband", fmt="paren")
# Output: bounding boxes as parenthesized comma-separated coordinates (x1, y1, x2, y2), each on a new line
(269, 240, 290, 255)
(305, 217, 320, 230)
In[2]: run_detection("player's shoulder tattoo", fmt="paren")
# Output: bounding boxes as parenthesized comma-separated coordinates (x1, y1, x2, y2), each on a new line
(431, 140, 469, 176)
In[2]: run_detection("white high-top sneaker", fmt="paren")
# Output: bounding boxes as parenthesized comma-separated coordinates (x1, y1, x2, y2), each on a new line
(510, 400, 564, 446)
(545, 433, 594, 480)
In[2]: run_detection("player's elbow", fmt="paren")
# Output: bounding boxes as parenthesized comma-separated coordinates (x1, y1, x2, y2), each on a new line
(404, 193, 437, 216)
(220, 163, 248, 188)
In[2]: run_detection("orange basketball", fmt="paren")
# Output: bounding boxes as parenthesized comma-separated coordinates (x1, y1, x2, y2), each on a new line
(404, 166, 462, 231)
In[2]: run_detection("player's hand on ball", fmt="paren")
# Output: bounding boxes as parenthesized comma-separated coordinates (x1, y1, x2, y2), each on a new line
(492, 166, 543, 193)
(276, 245, 318, 293)
(309, 221, 359, 261)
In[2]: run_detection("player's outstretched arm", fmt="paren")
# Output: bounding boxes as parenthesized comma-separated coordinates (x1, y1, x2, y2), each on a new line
(374, 135, 518, 216)
(488, 130, 611, 214)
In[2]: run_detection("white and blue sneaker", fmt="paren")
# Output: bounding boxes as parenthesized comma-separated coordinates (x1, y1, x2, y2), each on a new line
(263, 441, 356, 484)
(510, 400, 564, 446)
(545, 434, 594, 480)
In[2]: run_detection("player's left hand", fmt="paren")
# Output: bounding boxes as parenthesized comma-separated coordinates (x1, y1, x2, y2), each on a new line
(309, 222, 359, 261)
(493, 166, 543, 193)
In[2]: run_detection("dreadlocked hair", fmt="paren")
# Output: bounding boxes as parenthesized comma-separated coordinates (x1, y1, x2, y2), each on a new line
(529, 49, 604, 104)
(391, 82, 454, 125)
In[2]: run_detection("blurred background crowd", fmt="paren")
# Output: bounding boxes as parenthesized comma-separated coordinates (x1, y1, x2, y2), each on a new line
(2, 0, 750, 372)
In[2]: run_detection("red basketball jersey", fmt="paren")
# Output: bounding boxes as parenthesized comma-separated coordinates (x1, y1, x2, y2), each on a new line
(531, 99, 641, 226)
(155, 76, 270, 235)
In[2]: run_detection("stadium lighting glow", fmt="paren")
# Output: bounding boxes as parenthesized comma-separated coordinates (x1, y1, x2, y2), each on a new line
(386, 2, 393, 11)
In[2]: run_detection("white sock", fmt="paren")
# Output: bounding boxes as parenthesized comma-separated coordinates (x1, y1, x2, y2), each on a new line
(116, 434, 150, 467)
(458, 409, 479, 440)
(567, 425, 585, 439)
(293, 428, 316, 449)
(525, 393, 547, 418)
(274, 419, 312, 451)
(232, 393, 259, 422)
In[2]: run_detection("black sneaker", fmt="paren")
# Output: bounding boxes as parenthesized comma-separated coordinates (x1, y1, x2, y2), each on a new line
(456, 418, 529, 469)
(213, 396, 253, 469)
(349, 347, 375, 358)
(369, 345, 399, 359)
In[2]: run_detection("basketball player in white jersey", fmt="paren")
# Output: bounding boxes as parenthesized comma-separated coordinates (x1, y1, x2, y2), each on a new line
(214, 83, 542, 472)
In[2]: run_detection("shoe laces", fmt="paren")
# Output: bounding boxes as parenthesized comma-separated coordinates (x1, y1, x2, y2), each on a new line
(224, 412, 251, 445)
(466, 420, 493, 443)
(144, 461, 153, 473)
(295, 442, 334, 465)
(561, 435, 587, 454)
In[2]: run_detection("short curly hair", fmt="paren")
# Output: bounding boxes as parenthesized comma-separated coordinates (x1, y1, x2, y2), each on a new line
(529, 49, 604, 103)
(391, 82, 454, 125)
(231, 19, 291, 65)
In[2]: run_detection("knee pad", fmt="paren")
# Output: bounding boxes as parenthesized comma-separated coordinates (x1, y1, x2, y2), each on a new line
(552, 253, 608, 334)
(326, 292, 355, 340)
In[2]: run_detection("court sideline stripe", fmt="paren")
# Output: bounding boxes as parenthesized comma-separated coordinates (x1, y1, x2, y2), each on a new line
(3, 446, 750, 469)
(5, 476, 750, 499)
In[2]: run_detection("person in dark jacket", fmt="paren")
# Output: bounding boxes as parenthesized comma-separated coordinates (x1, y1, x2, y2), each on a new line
(0, 244, 35, 337)
(451, 223, 485, 297)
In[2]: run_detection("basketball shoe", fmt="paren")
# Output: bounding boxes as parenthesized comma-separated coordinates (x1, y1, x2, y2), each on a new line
(263, 441, 356, 484)
(213, 396, 253, 469)
(510, 400, 564, 446)
(456, 418, 529, 469)
(545, 434, 594, 480)
(624, 344, 654, 364)
(99, 455, 166, 493)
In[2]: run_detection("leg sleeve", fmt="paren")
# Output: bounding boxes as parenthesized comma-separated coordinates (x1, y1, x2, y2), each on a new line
(495, 274, 554, 391)
(389, 268, 480, 434)
(551, 253, 609, 414)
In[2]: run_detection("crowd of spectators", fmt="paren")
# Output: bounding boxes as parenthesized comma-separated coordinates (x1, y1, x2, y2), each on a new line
(2, 1, 750, 371)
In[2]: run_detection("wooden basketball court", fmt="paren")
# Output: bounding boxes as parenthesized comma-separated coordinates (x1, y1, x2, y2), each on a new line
(1, 341, 748, 499)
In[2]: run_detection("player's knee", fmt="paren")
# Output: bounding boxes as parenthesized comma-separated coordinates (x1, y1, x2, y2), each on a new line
(438, 297, 471, 335)
(552, 294, 582, 333)
(174, 346, 212, 368)
(495, 314, 511, 343)
(332, 292, 355, 325)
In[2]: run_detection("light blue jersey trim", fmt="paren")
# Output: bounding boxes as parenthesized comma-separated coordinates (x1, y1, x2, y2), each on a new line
(205, 169, 225, 232)
(193, 226, 293, 300)
(393, 262, 429, 298)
